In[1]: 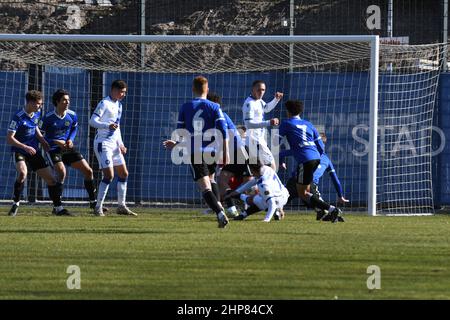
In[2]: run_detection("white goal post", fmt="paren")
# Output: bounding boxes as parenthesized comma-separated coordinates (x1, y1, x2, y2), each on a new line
(0, 34, 443, 216)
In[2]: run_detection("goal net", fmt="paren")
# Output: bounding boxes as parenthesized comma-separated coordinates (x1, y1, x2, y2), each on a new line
(0, 34, 444, 215)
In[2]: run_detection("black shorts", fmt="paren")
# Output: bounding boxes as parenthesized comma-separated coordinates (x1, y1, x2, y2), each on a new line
(15, 152, 48, 172)
(189, 153, 216, 181)
(48, 148, 84, 166)
(296, 159, 320, 185)
(222, 163, 252, 177)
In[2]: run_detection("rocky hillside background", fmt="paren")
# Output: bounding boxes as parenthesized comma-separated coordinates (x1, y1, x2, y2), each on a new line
(0, 0, 444, 44)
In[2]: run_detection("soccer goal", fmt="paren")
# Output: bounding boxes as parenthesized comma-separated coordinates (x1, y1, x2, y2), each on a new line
(0, 34, 444, 215)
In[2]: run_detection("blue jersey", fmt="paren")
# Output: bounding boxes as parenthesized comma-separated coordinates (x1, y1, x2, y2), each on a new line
(40, 109, 78, 152)
(278, 116, 324, 164)
(7, 109, 41, 154)
(177, 98, 227, 154)
(224, 112, 248, 164)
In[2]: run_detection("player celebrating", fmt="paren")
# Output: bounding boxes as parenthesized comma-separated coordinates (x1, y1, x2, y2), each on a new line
(225, 160, 289, 222)
(89, 80, 137, 217)
(163, 76, 230, 228)
(40, 89, 100, 212)
(242, 80, 283, 170)
(277, 100, 343, 223)
(6, 90, 69, 216)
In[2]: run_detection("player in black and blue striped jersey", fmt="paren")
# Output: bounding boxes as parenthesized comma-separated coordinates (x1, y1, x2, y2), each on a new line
(6, 90, 69, 216)
(40, 89, 98, 211)
(277, 100, 344, 223)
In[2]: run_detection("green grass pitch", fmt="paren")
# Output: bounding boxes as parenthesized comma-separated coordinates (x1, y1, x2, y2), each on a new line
(0, 206, 449, 300)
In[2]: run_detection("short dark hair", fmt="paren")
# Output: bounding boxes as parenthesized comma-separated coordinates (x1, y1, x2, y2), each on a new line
(237, 125, 246, 132)
(52, 89, 69, 106)
(285, 100, 304, 116)
(25, 90, 43, 103)
(111, 80, 127, 90)
(252, 80, 265, 88)
(247, 158, 264, 173)
(193, 76, 208, 95)
(207, 92, 222, 105)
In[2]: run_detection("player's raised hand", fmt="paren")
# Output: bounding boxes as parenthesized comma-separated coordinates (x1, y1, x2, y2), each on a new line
(162, 139, 177, 150)
(338, 196, 349, 204)
(274, 92, 284, 100)
(270, 118, 279, 126)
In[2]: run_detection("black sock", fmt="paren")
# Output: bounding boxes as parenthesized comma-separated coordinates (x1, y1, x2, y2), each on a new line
(309, 194, 331, 211)
(13, 181, 24, 203)
(244, 204, 260, 216)
(224, 189, 235, 209)
(84, 179, 96, 201)
(48, 184, 62, 207)
(202, 189, 223, 215)
(211, 182, 220, 200)
(286, 177, 298, 204)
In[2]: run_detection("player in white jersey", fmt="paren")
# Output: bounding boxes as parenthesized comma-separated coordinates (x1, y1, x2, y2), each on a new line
(225, 160, 289, 222)
(242, 80, 283, 170)
(89, 80, 137, 217)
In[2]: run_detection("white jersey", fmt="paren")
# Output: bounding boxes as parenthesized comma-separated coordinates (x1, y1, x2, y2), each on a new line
(89, 96, 123, 145)
(255, 166, 289, 202)
(242, 95, 280, 146)
(236, 166, 289, 202)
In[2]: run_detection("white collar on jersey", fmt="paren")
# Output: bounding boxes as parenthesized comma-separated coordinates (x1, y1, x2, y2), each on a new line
(23, 108, 34, 118)
(54, 108, 68, 119)
(290, 115, 301, 119)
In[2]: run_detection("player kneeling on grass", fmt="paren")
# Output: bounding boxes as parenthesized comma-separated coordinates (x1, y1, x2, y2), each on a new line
(225, 160, 289, 222)
(40, 89, 104, 214)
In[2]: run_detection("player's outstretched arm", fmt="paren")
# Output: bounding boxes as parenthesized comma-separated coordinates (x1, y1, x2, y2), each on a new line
(264, 92, 283, 113)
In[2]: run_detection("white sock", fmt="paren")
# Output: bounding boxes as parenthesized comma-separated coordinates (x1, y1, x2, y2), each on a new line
(329, 205, 336, 212)
(97, 181, 110, 209)
(117, 180, 127, 206)
(240, 194, 249, 204)
(54, 205, 63, 212)
(227, 206, 238, 214)
(217, 211, 225, 219)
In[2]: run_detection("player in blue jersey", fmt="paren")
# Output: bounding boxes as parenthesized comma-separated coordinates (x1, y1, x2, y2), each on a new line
(163, 76, 230, 228)
(6, 90, 69, 216)
(207, 92, 252, 218)
(40, 89, 99, 211)
(277, 100, 343, 223)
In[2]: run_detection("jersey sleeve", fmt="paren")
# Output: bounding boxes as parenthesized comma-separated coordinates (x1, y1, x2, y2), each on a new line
(68, 113, 78, 142)
(176, 105, 185, 129)
(89, 101, 110, 129)
(263, 97, 280, 113)
(214, 106, 227, 139)
(8, 115, 20, 132)
(311, 124, 325, 155)
(326, 158, 344, 198)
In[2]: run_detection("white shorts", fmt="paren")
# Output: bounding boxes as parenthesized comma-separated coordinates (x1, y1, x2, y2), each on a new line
(253, 190, 289, 211)
(247, 139, 275, 165)
(94, 139, 125, 169)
